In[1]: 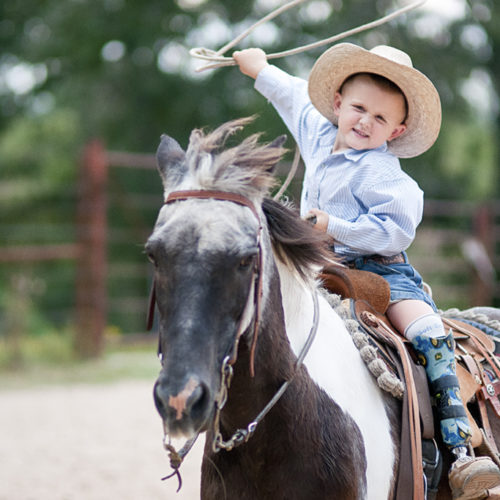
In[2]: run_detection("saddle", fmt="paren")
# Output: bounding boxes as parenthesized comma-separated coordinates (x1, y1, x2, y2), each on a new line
(320, 264, 500, 500)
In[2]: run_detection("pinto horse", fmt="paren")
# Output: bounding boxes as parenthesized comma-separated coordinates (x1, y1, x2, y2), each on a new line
(147, 117, 400, 499)
(148, 118, 456, 499)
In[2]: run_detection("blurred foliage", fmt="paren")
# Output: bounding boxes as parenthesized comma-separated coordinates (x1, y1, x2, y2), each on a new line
(439, 120, 496, 200)
(1, 0, 500, 348)
(0, 109, 80, 212)
(0, 0, 498, 192)
(0, 0, 500, 188)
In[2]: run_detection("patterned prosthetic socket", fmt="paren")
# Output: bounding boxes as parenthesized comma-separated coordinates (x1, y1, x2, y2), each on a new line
(406, 315, 472, 450)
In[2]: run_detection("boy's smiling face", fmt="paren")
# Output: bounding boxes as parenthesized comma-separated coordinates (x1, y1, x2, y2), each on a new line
(332, 74, 407, 153)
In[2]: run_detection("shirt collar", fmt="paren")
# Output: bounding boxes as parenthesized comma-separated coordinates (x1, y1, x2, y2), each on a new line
(331, 142, 389, 163)
(319, 126, 389, 163)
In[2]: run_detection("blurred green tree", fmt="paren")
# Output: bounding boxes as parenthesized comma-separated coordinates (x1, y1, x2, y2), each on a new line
(0, 0, 498, 195)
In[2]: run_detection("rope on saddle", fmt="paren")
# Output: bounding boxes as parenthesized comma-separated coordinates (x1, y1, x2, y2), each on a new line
(323, 291, 404, 399)
(440, 307, 500, 335)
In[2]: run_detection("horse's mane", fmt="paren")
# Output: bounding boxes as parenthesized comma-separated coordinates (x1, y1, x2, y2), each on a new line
(263, 197, 337, 279)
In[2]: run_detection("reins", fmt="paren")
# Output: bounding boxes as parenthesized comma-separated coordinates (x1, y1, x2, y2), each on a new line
(190, 0, 427, 72)
(212, 290, 320, 452)
(156, 189, 321, 490)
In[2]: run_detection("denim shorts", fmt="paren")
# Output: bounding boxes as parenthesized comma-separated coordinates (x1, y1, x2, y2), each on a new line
(348, 251, 437, 311)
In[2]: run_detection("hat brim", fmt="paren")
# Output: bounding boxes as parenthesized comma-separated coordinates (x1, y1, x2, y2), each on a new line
(308, 43, 441, 158)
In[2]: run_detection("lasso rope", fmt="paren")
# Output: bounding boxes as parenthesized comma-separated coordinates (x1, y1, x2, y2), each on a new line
(190, 0, 428, 72)
(273, 142, 300, 201)
(190, 0, 428, 199)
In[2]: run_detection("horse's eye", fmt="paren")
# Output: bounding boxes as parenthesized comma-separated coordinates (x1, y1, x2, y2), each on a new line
(146, 252, 156, 266)
(239, 255, 254, 269)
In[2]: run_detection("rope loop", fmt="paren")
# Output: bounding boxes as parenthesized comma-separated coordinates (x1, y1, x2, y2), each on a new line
(189, 47, 228, 63)
(190, 0, 428, 72)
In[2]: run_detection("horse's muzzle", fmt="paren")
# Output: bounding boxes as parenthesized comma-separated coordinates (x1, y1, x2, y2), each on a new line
(153, 373, 211, 437)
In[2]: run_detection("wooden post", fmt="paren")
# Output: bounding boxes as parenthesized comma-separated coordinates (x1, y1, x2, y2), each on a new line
(75, 140, 108, 358)
(471, 205, 495, 306)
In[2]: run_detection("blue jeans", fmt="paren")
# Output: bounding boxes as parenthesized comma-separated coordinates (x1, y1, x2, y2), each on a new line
(348, 251, 437, 311)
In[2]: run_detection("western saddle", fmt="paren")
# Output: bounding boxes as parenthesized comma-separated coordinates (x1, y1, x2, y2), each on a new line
(320, 264, 500, 500)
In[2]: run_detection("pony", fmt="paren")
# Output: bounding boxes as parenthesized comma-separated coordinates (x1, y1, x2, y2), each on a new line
(148, 118, 500, 499)
(147, 117, 400, 499)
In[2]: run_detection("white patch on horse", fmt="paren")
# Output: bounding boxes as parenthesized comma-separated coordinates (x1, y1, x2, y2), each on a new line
(168, 377, 199, 420)
(156, 201, 257, 252)
(275, 258, 395, 500)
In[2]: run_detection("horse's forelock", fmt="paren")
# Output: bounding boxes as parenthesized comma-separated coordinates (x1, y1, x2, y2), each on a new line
(183, 118, 283, 197)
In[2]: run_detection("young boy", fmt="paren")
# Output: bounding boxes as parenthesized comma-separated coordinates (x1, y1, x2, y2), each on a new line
(233, 44, 500, 499)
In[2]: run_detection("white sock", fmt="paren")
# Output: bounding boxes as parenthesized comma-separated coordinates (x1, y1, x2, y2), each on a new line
(404, 313, 446, 341)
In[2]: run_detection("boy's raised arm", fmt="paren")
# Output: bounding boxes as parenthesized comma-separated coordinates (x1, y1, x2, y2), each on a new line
(233, 48, 269, 79)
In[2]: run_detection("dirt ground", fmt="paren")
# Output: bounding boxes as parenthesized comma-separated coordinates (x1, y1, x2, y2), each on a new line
(0, 380, 204, 500)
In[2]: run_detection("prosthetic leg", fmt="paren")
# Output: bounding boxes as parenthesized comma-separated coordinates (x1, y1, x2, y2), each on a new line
(407, 314, 500, 500)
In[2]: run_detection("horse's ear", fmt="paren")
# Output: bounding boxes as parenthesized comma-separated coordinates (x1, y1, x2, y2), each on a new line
(270, 135, 287, 149)
(156, 134, 187, 188)
(266, 134, 287, 173)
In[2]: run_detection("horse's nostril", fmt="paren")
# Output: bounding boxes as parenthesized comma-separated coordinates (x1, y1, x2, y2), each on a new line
(189, 382, 209, 419)
(153, 380, 168, 419)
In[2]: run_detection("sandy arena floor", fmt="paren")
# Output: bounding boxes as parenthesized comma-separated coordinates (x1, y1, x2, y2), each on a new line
(0, 380, 203, 500)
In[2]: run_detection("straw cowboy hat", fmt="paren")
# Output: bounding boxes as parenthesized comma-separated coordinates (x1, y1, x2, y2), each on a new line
(308, 43, 441, 158)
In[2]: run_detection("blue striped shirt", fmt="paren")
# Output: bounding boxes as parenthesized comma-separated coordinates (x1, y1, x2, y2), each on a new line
(255, 65, 423, 258)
